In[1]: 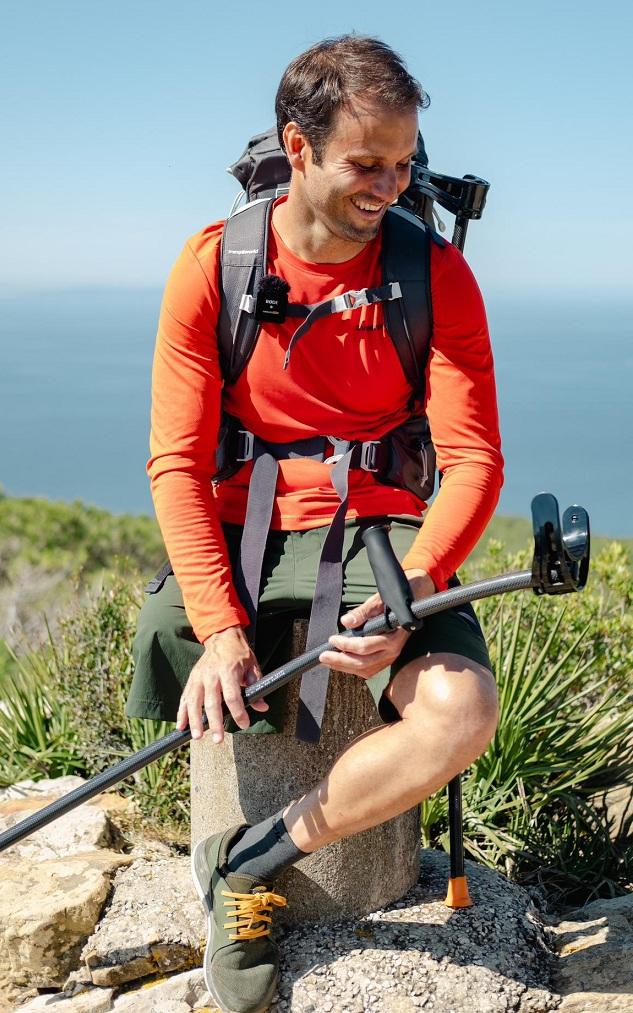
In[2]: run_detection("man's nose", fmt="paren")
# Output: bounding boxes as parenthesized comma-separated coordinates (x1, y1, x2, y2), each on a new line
(372, 169, 398, 203)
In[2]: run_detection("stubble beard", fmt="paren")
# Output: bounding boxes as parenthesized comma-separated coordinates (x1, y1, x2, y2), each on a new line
(322, 194, 384, 245)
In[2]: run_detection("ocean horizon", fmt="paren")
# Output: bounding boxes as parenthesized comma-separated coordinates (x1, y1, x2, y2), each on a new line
(1, 287, 631, 539)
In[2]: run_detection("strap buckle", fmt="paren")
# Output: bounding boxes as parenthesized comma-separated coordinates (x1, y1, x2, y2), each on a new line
(359, 441, 380, 472)
(236, 429, 255, 462)
(342, 289, 370, 310)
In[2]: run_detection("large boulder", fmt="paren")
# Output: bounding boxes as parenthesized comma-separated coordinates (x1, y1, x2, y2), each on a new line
(269, 850, 558, 1012)
(551, 892, 633, 1012)
(0, 851, 131, 998)
(0, 776, 87, 801)
(80, 859, 205, 987)
(0, 798, 115, 861)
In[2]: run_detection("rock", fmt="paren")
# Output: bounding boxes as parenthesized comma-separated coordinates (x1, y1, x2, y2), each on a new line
(0, 851, 131, 996)
(552, 892, 633, 1011)
(12, 987, 115, 1012)
(0, 798, 116, 861)
(265, 850, 558, 1012)
(4, 848, 562, 1012)
(0, 776, 87, 801)
(112, 968, 211, 1011)
(81, 859, 205, 987)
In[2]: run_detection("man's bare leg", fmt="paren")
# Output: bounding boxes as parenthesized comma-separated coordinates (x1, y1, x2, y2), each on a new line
(282, 652, 498, 852)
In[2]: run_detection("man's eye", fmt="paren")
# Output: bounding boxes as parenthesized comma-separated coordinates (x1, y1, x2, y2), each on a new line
(354, 164, 376, 172)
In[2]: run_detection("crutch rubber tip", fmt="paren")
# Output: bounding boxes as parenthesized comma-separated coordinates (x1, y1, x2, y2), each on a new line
(444, 875, 473, 908)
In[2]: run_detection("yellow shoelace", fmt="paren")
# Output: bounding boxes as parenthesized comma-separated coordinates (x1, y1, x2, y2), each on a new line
(222, 886, 287, 940)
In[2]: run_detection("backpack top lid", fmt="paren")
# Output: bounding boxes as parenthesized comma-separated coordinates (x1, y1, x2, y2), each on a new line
(227, 128, 291, 203)
(227, 127, 429, 206)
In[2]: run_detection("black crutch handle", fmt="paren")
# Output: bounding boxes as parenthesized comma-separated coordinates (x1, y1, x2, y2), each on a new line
(361, 523, 424, 632)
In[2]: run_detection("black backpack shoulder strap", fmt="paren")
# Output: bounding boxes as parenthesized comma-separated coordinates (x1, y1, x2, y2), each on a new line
(217, 197, 275, 384)
(381, 206, 447, 393)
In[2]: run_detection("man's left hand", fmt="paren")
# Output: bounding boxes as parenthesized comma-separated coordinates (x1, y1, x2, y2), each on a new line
(319, 570, 435, 680)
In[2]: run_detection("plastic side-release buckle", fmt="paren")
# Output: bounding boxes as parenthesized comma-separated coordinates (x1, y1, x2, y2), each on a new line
(236, 430, 255, 462)
(360, 441, 380, 472)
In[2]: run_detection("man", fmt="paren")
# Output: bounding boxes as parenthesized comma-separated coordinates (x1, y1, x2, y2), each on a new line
(128, 35, 503, 1013)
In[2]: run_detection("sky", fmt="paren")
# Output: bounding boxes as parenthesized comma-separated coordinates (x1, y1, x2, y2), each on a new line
(2, 0, 632, 297)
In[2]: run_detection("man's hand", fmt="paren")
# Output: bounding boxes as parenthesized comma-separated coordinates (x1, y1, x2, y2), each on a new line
(319, 570, 436, 680)
(176, 626, 268, 744)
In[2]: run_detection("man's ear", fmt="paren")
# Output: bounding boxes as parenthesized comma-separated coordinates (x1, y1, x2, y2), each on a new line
(282, 122, 310, 172)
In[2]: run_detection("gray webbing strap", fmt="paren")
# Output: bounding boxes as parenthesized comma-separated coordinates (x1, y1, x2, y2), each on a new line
(295, 449, 356, 743)
(230, 432, 358, 741)
(233, 447, 279, 639)
(233, 431, 351, 641)
(218, 198, 274, 382)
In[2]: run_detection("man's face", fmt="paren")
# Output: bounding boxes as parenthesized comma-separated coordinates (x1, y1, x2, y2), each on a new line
(299, 98, 420, 245)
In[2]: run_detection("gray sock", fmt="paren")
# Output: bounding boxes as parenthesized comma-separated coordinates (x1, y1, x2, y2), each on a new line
(225, 809, 308, 882)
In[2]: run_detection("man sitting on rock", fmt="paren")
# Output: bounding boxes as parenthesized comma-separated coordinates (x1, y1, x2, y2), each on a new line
(127, 34, 503, 1013)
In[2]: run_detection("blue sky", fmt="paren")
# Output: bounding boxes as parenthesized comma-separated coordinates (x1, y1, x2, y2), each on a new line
(2, 0, 632, 297)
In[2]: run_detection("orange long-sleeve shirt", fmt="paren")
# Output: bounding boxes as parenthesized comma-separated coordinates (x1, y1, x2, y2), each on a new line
(148, 210, 503, 642)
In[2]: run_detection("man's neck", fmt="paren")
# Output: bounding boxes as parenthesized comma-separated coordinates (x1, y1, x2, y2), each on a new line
(272, 193, 369, 265)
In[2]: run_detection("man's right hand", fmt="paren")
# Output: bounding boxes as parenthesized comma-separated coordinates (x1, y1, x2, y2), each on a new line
(176, 626, 268, 744)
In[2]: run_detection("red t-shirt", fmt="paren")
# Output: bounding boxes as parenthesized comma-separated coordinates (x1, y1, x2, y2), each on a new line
(148, 210, 503, 642)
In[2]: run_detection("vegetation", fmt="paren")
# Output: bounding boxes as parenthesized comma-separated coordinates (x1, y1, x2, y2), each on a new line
(1, 491, 632, 903)
(0, 489, 165, 646)
(0, 490, 164, 580)
(0, 576, 189, 845)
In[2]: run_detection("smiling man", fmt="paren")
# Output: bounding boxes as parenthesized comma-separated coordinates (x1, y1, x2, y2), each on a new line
(128, 35, 503, 1013)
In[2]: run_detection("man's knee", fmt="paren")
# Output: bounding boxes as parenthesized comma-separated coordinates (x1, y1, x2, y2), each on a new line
(385, 652, 498, 755)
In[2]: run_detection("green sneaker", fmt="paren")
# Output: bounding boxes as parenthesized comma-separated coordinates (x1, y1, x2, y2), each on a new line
(191, 824, 287, 1013)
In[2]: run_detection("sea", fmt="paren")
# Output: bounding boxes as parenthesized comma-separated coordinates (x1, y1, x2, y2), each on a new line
(1, 288, 631, 539)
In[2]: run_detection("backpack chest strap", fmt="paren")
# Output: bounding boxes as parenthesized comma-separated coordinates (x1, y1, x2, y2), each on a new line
(239, 282, 403, 370)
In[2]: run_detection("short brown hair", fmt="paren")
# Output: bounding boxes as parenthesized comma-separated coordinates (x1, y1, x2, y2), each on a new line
(275, 35, 429, 163)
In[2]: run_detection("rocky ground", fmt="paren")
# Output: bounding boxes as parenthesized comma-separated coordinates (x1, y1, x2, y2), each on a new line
(1, 777, 632, 1013)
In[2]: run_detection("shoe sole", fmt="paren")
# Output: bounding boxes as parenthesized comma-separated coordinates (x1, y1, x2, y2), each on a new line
(191, 837, 271, 1013)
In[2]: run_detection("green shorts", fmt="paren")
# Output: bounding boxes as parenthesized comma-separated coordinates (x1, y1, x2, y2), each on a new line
(127, 518, 492, 734)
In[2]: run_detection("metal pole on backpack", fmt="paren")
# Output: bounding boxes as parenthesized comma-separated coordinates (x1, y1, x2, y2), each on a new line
(430, 170, 490, 908)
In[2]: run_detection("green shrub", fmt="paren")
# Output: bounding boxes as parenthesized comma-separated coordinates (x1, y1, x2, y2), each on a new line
(1, 575, 189, 842)
(0, 641, 84, 785)
(0, 494, 165, 579)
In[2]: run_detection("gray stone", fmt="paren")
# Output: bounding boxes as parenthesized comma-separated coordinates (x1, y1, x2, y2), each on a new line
(11, 987, 115, 1012)
(190, 618, 420, 927)
(552, 892, 633, 1011)
(0, 851, 131, 996)
(112, 968, 210, 1011)
(266, 851, 558, 1012)
(0, 798, 115, 861)
(0, 776, 87, 801)
(81, 859, 205, 987)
